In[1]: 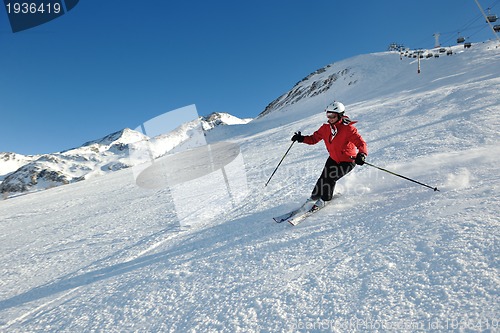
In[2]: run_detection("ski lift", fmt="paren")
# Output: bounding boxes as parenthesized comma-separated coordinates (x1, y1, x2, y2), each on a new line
(464, 42, 472, 49)
(486, 8, 498, 22)
(457, 36, 465, 43)
(486, 14, 497, 22)
(494, 25, 500, 32)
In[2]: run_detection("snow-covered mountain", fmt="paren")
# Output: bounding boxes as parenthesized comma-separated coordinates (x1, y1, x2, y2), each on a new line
(0, 128, 147, 195)
(258, 65, 354, 118)
(0, 113, 251, 197)
(201, 112, 252, 131)
(80, 127, 148, 149)
(257, 43, 496, 122)
(0, 40, 498, 332)
(0, 152, 38, 182)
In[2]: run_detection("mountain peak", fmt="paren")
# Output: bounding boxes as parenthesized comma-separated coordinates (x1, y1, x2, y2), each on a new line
(82, 128, 148, 148)
(0, 111, 249, 197)
(0, 152, 38, 182)
(201, 112, 252, 131)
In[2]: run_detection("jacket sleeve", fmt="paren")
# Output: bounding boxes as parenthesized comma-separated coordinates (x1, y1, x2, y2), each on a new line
(350, 126, 368, 155)
(302, 125, 326, 145)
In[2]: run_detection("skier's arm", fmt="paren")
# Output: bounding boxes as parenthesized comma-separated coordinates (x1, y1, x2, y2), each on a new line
(302, 126, 325, 145)
(350, 127, 368, 155)
(349, 127, 368, 165)
(292, 126, 324, 145)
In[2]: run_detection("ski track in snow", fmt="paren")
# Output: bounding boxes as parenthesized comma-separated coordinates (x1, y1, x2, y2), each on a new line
(1, 42, 499, 332)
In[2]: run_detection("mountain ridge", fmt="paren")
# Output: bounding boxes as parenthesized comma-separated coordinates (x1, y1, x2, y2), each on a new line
(0, 112, 251, 196)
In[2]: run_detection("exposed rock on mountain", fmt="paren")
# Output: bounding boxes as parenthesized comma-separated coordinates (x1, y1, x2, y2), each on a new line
(0, 113, 251, 197)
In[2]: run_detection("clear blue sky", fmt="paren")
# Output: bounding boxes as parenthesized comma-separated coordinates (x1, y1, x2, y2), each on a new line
(1, 0, 498, 155)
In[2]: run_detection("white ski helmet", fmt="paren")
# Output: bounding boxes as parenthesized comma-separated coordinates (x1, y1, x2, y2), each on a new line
(325, 101, 345, 114)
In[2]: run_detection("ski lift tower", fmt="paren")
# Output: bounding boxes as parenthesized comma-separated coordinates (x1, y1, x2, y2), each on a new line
(433, 33, 441, 48)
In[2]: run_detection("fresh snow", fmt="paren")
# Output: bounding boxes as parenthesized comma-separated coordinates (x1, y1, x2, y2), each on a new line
(0, 41, 499, 332)
(0, 153, 37, 182)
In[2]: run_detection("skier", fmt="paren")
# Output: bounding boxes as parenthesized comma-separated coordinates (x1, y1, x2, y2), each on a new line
(291, 101, 368, 210)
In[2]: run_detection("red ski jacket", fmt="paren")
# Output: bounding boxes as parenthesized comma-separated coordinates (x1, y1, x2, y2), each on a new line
(303, 117, 368, 163)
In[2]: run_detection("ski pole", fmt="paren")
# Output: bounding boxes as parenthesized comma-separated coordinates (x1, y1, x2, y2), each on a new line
(364, 161, 439, 192)
(265, 141, 295, 187)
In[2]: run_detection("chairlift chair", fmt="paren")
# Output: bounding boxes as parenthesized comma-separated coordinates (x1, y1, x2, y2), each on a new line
(486, 15, 497, 22)
(486, 7, 498, 22)
(457, 36, 465, 43)
(494, 25, 500, 32)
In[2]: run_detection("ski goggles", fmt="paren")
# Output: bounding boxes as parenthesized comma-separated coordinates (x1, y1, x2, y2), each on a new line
(326, 112, 339, 119)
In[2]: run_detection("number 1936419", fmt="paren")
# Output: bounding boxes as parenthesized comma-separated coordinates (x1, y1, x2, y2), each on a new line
(5, 2, 62, 14)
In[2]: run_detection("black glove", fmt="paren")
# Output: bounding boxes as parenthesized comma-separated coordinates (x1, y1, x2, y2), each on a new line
(355, 152, 366, 165)
(291, 131, 304, 142)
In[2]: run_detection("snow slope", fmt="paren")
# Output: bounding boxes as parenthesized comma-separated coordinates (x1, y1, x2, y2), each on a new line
(0, 41, 499, 332)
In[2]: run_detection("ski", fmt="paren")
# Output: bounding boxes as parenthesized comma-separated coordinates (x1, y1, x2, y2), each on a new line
(273, 198, 315, 223)
(287, 201, 329, 226)
(274, 194, 340, 225)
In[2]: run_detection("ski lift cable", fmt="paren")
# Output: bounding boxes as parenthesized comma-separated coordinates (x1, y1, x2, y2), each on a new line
(456, 11, 483, 33)
(439, 24, 481, 45)
(437, 11, 482, 38)
(466, 22, 490, 38)
(443, 0, 499, 36)
(439, 24, 482, 36)
(483, 0, 500, 18)
(487, 0, 500, 10)
(474, 0, 500, 44)
(436, 0, 500, 46)
(404, 0, 499, 50)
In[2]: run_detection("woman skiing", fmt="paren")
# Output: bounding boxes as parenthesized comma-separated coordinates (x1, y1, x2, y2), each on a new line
(291, 101, 367, 210)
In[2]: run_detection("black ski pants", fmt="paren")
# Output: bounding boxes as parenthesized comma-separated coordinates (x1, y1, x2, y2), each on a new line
(311, 157, 355, 201)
